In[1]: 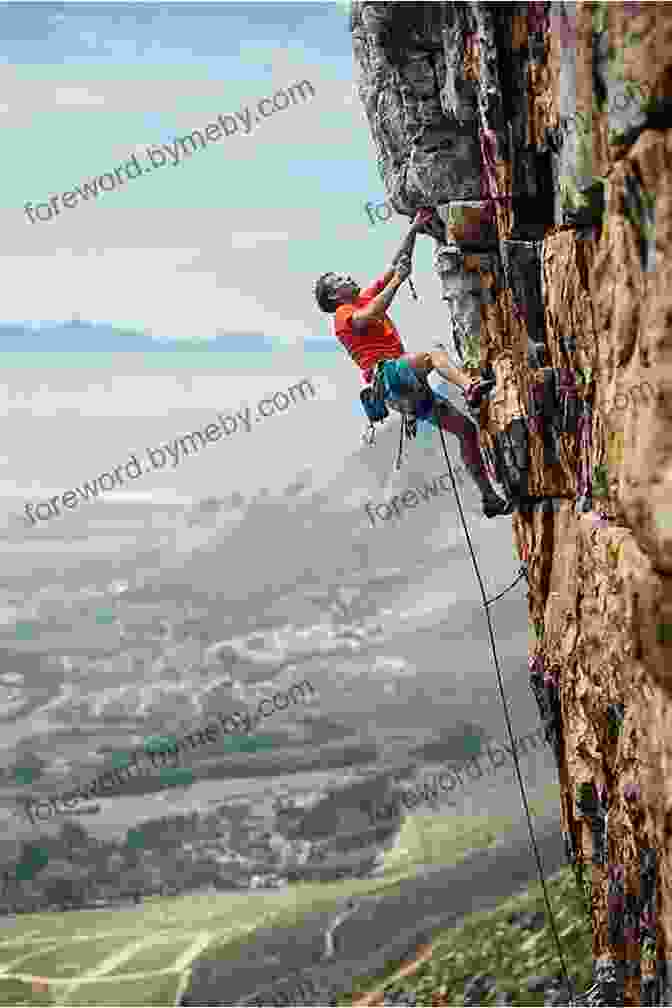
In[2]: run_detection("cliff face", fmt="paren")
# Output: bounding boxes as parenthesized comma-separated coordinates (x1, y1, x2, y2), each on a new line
(350, 3, 672, 1003)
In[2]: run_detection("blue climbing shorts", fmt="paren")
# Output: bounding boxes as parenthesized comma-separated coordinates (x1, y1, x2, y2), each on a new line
(378, 358, 435, 420)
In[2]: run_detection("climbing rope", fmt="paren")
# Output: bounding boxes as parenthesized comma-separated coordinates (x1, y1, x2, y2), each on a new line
(395, 412, 406, 471)
(484, 565, 529, 608)
(429, 395, 577, 1004)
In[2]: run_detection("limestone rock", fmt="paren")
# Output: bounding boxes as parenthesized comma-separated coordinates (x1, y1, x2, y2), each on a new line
(351, 3, 671, 1002)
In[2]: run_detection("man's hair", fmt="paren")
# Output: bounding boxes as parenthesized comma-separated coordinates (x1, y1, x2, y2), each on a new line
(314, 273, 338, 314)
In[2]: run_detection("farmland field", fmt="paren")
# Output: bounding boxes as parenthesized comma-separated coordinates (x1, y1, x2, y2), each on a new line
(0, 785, 560, 1006)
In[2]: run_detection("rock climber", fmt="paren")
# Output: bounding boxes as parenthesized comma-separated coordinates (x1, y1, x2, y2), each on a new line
(313, 209, 510, 517)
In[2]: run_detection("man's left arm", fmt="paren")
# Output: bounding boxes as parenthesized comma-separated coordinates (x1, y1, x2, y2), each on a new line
(361, 241, 415, 297)
(390, 224, 419, 270)
(362, 213, 425, 296)
(359, 275, 391, 299)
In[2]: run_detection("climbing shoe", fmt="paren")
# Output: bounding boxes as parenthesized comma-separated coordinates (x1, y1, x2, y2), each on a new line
(481, 489, 513, 518)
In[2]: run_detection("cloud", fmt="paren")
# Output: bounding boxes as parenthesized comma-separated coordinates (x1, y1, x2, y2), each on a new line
(0, 56, 369, 348)
(230, 232, 290, 250)
(0, 209, 321, 347)
(0, 63, 285, 129)
(54, 87, 105, 107)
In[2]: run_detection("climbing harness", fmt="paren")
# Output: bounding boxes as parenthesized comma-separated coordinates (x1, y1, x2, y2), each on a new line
(359, 358, 434, 461)
(429, 396, 578, 1005)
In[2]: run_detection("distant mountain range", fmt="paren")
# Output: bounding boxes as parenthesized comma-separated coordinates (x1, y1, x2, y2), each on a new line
(0, 320, 339, 354)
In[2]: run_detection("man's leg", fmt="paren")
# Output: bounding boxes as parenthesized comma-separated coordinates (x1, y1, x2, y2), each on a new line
(401, 350, 494, 409)
(429, 399, 510, 516)
(401, 351, 470, 391)
(431, 398, 485, 479)
(428, 351, 472, 391)
(393, 352, 507, 514)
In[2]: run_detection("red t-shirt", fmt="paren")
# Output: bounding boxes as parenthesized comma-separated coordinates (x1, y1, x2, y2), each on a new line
(334, 276, 404, 384)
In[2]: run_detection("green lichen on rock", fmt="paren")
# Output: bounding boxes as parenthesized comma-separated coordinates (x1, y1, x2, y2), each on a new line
(576, 781, 598, 816)
(623, 177, 656, 271)
(563, 179, 606, 229)
(592, 463, 609, 498)
(559, 176, 580, 214)
(576, 366, 593, 388)
(656, 622, 672, 646)
(606, 703, 625, 741)
(624, 183, 656, 242)
(576, 119, 595, 189)
(462, 332, 481, 369)
(592, 2, 609, 37)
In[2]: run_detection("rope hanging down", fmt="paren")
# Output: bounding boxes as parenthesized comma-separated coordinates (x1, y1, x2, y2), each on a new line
(429, 396, 577, 1005)
(485, 564, 528, 608)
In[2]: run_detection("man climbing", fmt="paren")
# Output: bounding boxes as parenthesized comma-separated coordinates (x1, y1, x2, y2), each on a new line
(313, 209, 510, 517)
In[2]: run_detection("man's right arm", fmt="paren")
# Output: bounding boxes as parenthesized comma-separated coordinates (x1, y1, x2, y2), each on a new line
(351, 264, 408, 333)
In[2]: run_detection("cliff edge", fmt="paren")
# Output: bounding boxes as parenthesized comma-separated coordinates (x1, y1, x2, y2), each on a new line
(350, 2, 672, 1003)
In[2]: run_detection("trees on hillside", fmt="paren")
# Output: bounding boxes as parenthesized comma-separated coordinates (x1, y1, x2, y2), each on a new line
(38, 859, 88, 911)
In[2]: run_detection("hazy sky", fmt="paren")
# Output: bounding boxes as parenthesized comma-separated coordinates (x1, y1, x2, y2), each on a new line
(0, 1, 462, 504)
(0, 1, 448, 343)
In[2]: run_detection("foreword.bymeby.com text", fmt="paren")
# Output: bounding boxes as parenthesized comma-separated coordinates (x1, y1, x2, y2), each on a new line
(23, 379, 316, 526)
(24, 80, 315, 223)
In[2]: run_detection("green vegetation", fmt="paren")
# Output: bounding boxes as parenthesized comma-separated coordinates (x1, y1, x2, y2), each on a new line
(383, 812, 510, 876)
(592, 2, 608, 36)
(461, 330, 481, 370)
(0, 783, 562, 1006)
(382, 782, 560, 876)
(558, 175, 580, 214)
(657, 622, 672, 646)
(461, 728, 482, 758)
(143, 736, 178, 754)
(0, 871, 420, 1007)
(575, 366, 593, 388)
(222, 734, 275, 752)
(592, 463, 609, 498)
(159, 767, 193, 787)
(63, 972, 183, 1007)
(451, 315, 480, 370)
(125, 828, 145, 849)
(14, 622, 35, 641)
(0, 977, 53, 1006)
(623, 184, 656, 245)
(13, 767, 39, 786)
(575, 112, 594, 187)
(14, 847, 50, 882)
(338, 865, 593, 1006)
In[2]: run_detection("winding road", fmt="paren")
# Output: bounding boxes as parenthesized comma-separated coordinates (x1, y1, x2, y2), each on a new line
(183, 810, 566, 1006)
